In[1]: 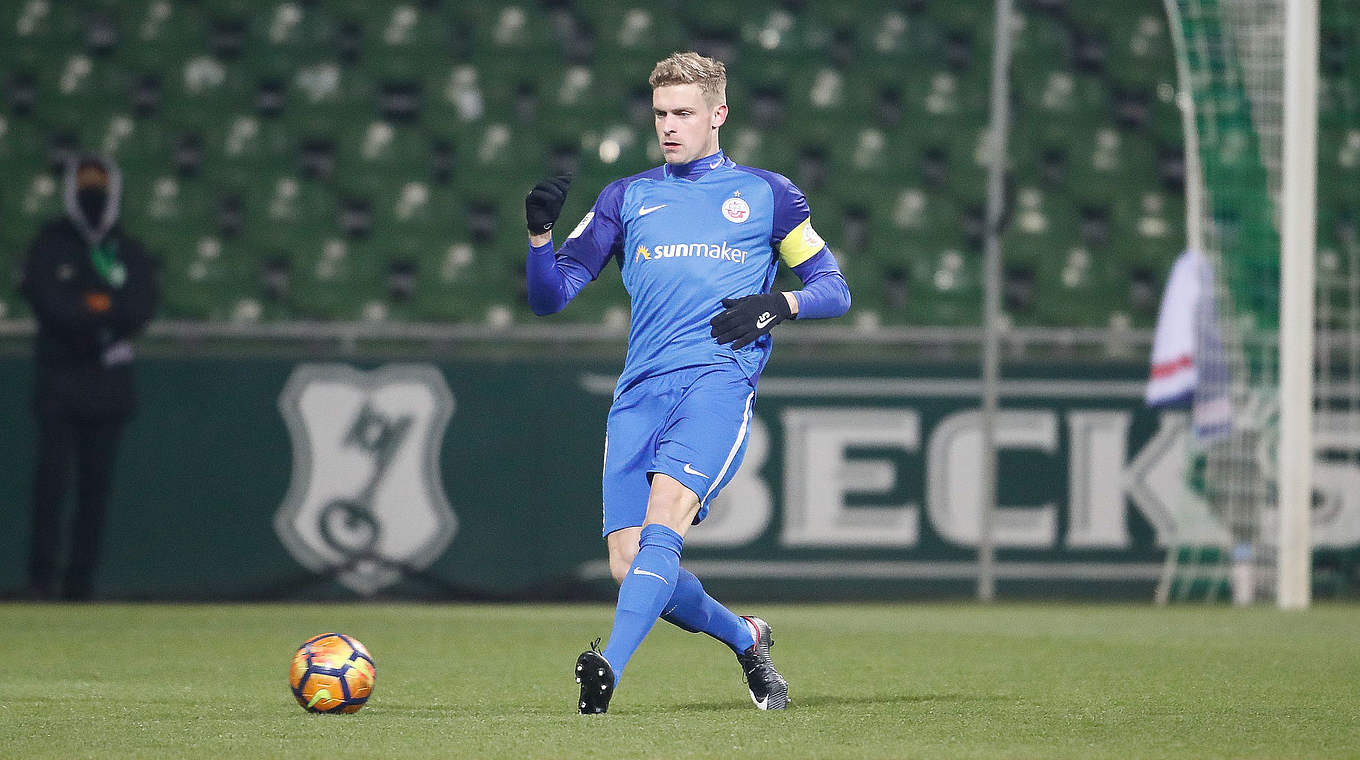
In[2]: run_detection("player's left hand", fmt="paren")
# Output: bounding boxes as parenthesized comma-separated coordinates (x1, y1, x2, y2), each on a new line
(710, 293, 793, 349)
(525, 175, 572, 235)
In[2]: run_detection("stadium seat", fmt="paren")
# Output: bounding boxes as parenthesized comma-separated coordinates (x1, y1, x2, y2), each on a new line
(2, 0, 1353, 330)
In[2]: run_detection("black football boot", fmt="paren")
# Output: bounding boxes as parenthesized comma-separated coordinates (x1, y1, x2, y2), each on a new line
(735, 616, 789, 710)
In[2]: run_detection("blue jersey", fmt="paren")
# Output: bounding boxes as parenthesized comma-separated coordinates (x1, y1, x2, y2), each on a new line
(550, 151, 841, 394)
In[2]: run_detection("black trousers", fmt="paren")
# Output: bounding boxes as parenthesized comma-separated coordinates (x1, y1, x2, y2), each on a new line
(28, 411, 125, 600)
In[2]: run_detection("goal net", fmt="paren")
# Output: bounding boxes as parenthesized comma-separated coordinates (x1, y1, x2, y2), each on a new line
(1311, 0, 1360, 599)
(1157, 0, 1328, 603)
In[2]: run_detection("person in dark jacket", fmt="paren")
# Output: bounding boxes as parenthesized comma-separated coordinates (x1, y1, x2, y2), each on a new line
(20, 155, 159, 600)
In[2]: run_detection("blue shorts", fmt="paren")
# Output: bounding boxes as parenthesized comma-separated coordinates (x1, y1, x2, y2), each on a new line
(601, 363, 756, 537)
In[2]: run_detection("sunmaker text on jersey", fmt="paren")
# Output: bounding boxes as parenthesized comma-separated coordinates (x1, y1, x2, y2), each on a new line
(634, 241, 750, 264)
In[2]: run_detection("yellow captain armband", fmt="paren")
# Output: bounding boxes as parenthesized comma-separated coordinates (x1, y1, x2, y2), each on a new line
(778, 217, 826, 267)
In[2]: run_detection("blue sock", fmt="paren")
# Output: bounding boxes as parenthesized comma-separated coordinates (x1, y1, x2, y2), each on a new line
(662, 567, 757, 654)
(601, 524, 683, 685)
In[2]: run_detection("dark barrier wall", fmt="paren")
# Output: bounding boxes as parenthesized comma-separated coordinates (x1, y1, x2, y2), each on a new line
(3, 355, 1354, 600)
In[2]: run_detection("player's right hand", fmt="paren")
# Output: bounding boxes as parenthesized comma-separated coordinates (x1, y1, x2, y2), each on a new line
(525, 175, 572, 235)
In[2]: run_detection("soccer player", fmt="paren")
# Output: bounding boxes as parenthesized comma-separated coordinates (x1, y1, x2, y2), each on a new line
(523, 51, 851, 714)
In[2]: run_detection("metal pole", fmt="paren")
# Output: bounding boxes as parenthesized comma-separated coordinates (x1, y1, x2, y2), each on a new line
(1277, 0, 1319, 610)
(978, 0, 1014, 602)
(1155, 0, 1202, 606)
(1162, 0, 1204, 257)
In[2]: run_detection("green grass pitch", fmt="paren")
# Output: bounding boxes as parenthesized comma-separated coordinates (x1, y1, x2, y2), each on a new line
(2, 602, 1357, 759)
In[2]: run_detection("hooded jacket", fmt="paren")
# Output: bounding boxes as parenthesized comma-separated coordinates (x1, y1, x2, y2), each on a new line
(21, 155, 159, 415)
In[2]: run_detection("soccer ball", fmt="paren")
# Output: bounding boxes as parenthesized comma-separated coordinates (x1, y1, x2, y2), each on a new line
(289, 633, 376, 714)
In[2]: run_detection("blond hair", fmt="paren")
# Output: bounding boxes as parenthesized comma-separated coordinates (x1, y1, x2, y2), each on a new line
(649, 51, 727, 106)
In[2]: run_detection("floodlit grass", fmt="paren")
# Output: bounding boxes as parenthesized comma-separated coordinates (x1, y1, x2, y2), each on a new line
(1, 603, 1356, 759)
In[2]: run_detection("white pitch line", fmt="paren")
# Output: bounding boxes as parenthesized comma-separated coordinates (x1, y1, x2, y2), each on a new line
(579, 375, 1148, 399)
(577, 559, 1164, 581)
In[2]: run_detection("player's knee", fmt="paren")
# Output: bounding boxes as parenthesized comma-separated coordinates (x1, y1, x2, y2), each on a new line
(645, 474, 702, 531)
(608, 542, 639, 585)
(608, 554, 634, 585)
(604, 527, 643, 584)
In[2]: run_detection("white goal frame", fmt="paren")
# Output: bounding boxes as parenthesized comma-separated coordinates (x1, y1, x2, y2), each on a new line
(1163, 0, 1318, 608)
(1276, 0, 1319, 609)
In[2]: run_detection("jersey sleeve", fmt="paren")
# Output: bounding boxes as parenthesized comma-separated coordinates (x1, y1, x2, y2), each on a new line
(525, 240, 591, 315)
(758, 170, 849, 319)
(790, 248, 851, 319)
(766, 174, 829, 268)
(556, 179, 627, 278)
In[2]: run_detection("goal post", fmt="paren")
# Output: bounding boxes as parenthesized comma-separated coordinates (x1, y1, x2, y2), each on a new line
(1277, 0, 1319, 609)
(1160, 0, 1320, 607)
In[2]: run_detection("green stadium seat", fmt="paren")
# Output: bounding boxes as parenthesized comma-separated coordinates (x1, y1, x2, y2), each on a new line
(12, 0, 1353, 332)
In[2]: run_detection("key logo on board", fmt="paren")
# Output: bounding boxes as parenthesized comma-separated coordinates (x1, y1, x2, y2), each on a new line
(275, 364, 456, 595)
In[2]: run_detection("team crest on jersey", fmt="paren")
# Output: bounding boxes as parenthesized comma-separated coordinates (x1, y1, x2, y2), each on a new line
(275, 364, 457, 595)
(721, 196, 751, 223)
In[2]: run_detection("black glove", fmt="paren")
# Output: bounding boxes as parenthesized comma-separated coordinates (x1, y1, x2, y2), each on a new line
(710, 293, 793, 349)
(525, 175, 572, 235)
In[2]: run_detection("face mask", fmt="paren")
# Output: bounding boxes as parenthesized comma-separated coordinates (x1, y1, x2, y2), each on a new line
(77, 188, 109, 226)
